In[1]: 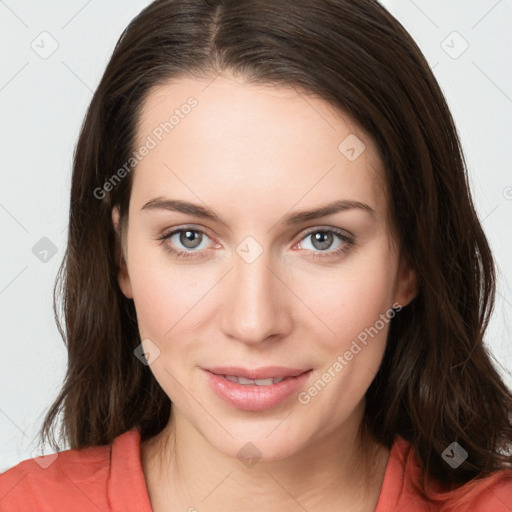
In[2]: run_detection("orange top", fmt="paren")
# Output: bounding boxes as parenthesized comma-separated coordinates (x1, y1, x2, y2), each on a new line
(1, 429, 511, 511)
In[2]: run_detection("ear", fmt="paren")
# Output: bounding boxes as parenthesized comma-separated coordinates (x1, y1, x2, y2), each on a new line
(112, 207, 133, 299)
(393, 253, 418, 308)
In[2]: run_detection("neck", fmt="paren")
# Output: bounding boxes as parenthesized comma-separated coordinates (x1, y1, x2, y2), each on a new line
(141, 404, 389, 512)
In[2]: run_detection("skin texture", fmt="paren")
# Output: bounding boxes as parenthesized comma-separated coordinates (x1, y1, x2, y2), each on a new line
(113, 74, 418, 511)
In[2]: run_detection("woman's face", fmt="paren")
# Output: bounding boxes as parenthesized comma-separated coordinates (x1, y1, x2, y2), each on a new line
(115, 74, 416, 461)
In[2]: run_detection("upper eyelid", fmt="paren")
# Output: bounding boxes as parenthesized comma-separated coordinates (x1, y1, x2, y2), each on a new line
(299, 225, 353, 238)
(161, 225, 216, 244)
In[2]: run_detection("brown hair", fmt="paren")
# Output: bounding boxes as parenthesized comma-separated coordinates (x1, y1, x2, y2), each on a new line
(40, 0, 512, 498)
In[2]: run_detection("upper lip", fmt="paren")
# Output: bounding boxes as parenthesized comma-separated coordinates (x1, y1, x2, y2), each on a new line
(205, 366, 311, 380)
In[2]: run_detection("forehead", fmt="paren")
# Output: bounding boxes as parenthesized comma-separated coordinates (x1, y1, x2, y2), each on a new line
(131, 74, 387, 220)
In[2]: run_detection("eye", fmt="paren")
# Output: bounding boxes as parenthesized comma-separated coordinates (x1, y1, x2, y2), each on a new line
(157, 227, 216, 259)
(297, 227, 354, 259)
(168, 229, 208, 250)
(157, 226, 354, 260)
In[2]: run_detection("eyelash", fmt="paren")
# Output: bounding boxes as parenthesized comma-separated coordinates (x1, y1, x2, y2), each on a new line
(156, 226, 355, 261)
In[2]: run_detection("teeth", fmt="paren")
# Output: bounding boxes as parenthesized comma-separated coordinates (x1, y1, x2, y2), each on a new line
(238, 376, 257, 385)
(255, 378, 274, 386)
(223, 375, 287, 386)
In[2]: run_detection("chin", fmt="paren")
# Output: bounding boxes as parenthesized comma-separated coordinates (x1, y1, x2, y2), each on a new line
(203, 423, 313, 464)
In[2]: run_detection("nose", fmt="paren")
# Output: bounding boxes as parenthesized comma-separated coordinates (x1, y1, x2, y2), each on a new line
(219, 246, 293, 345)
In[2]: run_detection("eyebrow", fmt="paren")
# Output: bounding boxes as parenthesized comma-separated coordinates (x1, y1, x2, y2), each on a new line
(141, 197, 375, 226)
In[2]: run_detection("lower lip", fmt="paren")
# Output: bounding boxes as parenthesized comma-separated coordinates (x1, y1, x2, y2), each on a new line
(204, 369, 313, 411)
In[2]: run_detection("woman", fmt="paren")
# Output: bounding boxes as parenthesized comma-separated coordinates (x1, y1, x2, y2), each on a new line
(1, 0, 511, 510)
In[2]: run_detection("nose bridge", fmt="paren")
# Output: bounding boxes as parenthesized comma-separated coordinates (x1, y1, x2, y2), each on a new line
(220, 237, 289, 344)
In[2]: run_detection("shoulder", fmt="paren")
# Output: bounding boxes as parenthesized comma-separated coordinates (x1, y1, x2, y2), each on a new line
(0, 429, 148, 512)
(377, 436, 512, 512)
(438, 469, 512, 512)
(0, 438, 112, 512)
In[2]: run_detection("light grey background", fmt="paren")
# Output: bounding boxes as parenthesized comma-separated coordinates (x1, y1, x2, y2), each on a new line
(1, 0, 511, 472)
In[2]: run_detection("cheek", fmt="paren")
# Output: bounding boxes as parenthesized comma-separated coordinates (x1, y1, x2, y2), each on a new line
(125, 231, 205, 338)
(296, 249, 397, 420)
(299, 239, 398, 354)
(129, 263, 211, 339)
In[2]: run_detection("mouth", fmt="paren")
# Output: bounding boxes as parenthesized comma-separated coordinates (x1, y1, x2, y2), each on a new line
(215, 374, 290, 386)
(205, 365, 310, 381)
(203, 366, 313, 411)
